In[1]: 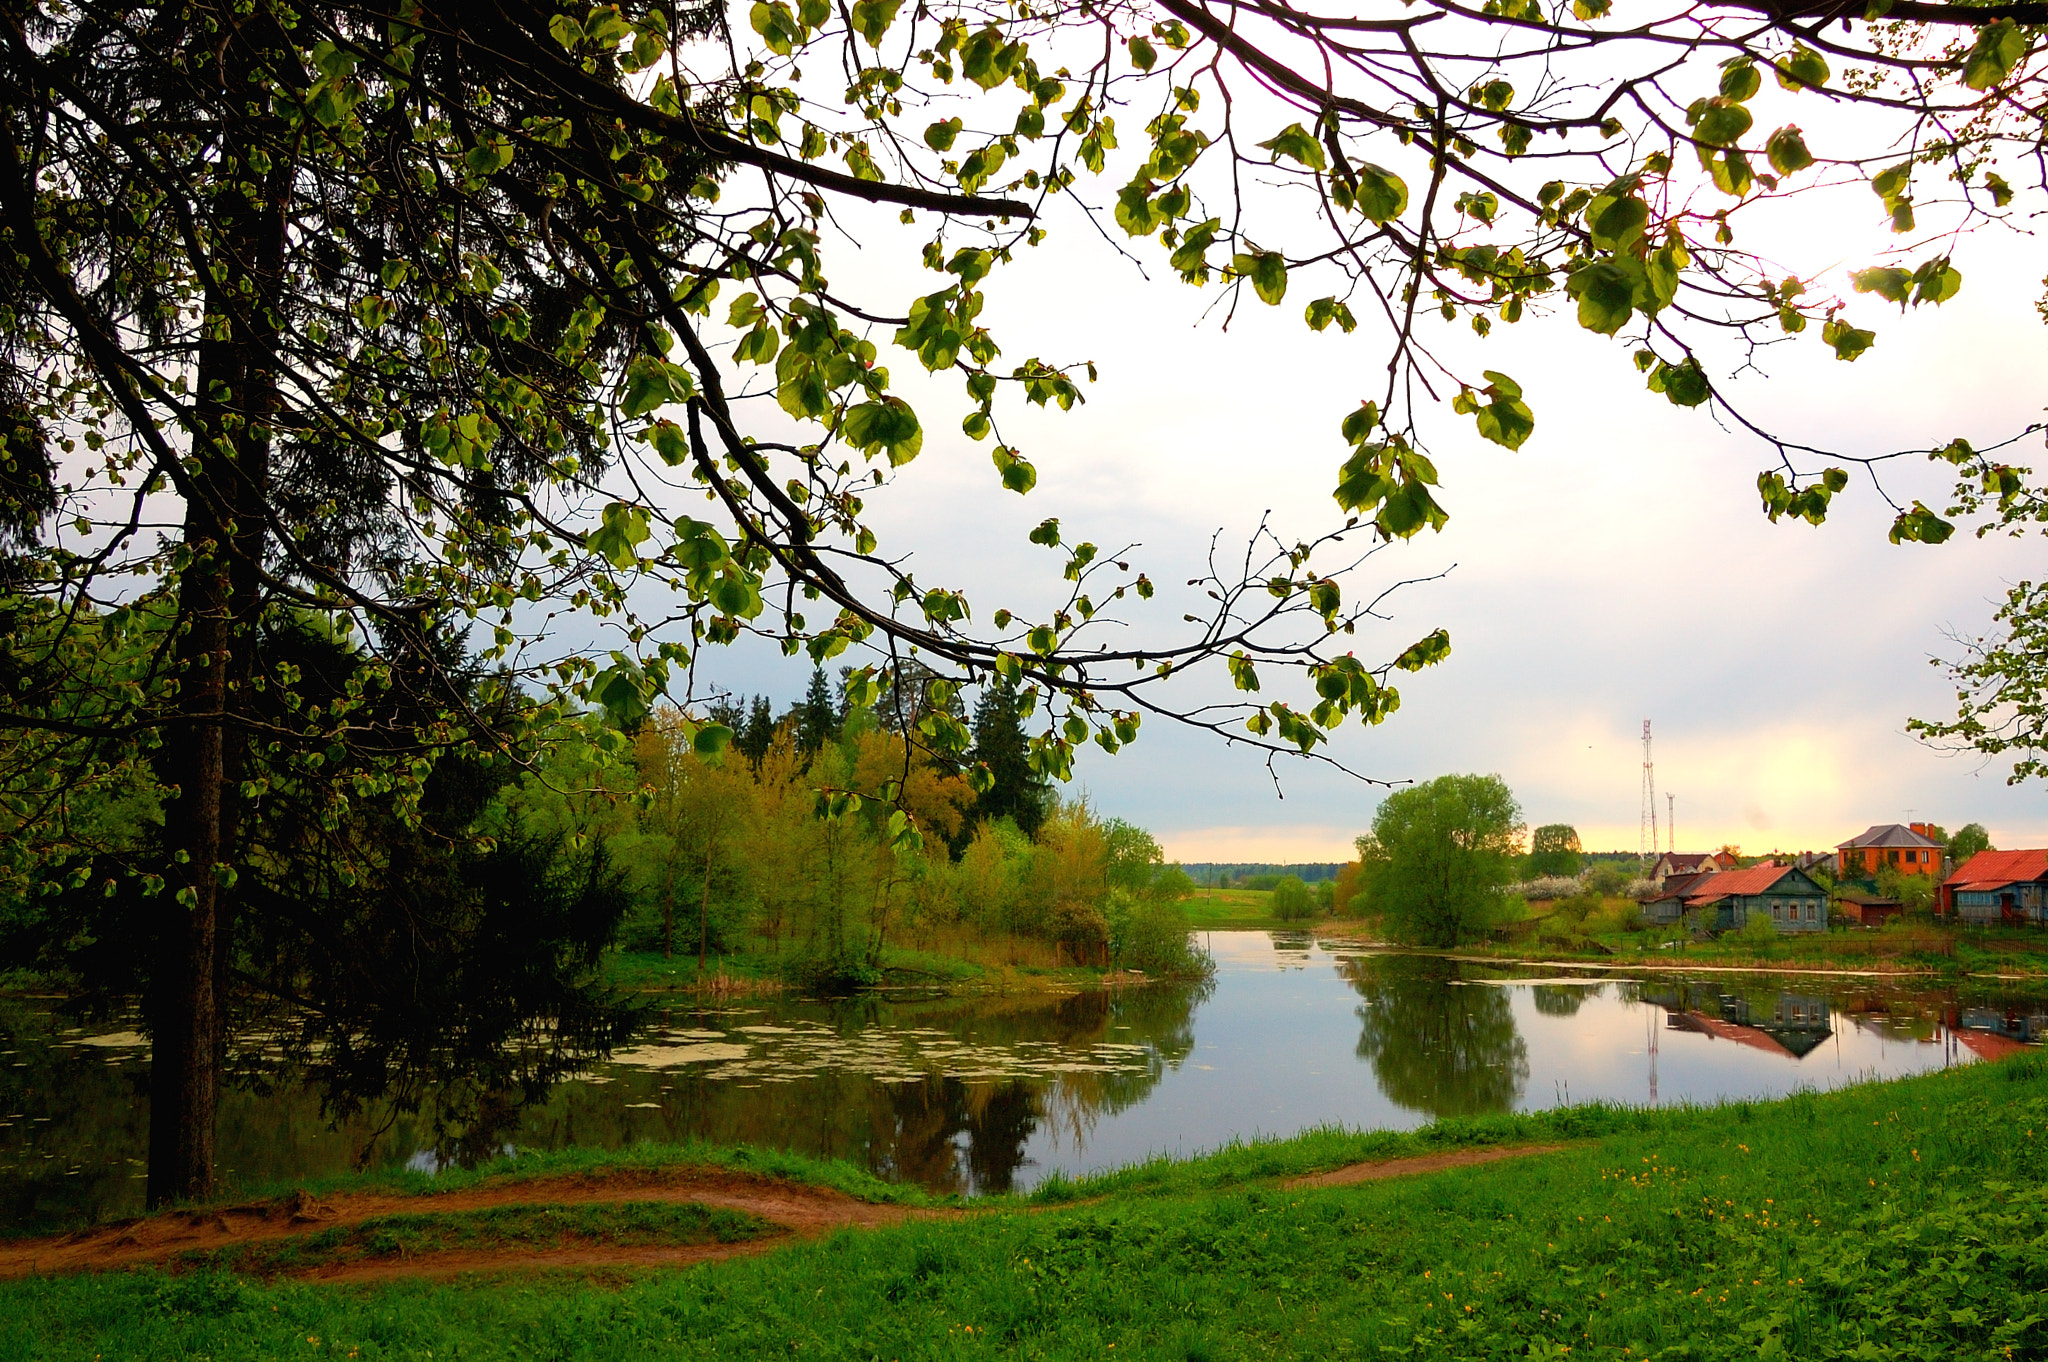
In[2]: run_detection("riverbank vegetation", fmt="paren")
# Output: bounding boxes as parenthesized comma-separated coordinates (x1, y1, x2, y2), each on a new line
(4, 1052, 2043, 1359)
(514, 684, 1211, 992)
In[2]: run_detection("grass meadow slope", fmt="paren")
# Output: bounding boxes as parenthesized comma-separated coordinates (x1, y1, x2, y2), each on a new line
(4, 1057, 2045, 1360)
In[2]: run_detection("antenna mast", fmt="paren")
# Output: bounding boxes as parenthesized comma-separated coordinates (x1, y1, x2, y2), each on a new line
(1640, 720, 1658, 869)
(1667, 792, 1675, 855)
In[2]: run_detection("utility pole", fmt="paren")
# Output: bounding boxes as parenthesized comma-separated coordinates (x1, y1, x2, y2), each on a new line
(1640, 720, 1658, 870)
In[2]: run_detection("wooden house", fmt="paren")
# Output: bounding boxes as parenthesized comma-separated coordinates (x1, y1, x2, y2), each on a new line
(1833, 890, 1903, 927)
(1836, 823, 1944, 879)
(1648, 850, 1738, 888)
(1939, 848, 2048, 925)
(1669, 863, 1830, 934)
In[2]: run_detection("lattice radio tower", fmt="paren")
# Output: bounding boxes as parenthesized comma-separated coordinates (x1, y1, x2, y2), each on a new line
(1639, 720, 1658, 868)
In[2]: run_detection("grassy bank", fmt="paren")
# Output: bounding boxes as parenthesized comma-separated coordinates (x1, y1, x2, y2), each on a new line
(603, 945, 1131, 996)
(7, 1056, 2046, 1358)
(1322, 904, 2048, 979)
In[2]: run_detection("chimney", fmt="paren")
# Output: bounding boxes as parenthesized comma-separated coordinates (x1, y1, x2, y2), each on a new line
(1910, 822, 1934, 839)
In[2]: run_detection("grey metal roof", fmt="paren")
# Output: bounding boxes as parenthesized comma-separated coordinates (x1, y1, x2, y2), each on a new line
(1834, 823, 1943, 850)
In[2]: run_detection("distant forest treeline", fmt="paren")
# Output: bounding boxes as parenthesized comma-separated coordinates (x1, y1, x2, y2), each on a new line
(1183, 863, 1345, 886)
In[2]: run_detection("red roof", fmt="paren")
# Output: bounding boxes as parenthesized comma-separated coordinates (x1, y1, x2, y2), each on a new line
(1668, 1011, 1795, 1057)
(1956, 1030, 2033, 1063)
(1682, 863, 1802, 906)
(1942, 848, 2048, 892)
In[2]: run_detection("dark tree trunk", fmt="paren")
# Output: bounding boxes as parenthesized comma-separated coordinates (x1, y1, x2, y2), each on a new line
(146, 59, 285, 1206)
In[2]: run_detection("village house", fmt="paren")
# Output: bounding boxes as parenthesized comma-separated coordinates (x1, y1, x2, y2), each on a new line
(1833, 890, 1904, 927)
(1644, 863, 1831, 933)
(1835, 823, 1944, 879)
(1938, 848, 2048, 925)
(1646, 850, 1739, 889)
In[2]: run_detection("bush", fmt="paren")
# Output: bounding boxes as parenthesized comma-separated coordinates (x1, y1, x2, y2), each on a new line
(1507, 874, 1584, 901)
(1586, 863, 1630, 896)
(1107, 890, 1214, 978)
(1270, 874, 1317, 920)
(1735, 910, 1779, 949)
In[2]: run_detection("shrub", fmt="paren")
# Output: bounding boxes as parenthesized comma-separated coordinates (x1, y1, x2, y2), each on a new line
(1270, 874, 1317, 920)
(1508, 874, 1584, 901)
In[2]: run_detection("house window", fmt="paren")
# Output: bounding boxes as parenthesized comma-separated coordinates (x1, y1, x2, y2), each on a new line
(1773, 904, 1782, 921)
(1805, 903, 1816, 921)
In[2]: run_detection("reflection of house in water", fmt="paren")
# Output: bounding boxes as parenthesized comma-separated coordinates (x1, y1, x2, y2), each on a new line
(1637, 982, 1833, 1058)
(1954, 1007, 2048, 1062)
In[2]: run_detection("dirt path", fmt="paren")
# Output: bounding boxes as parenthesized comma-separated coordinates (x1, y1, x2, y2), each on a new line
(1283, 1143, 1568, 1188)
(3, 1146, 1574, 1283)
(0, 1168, 942, 1282)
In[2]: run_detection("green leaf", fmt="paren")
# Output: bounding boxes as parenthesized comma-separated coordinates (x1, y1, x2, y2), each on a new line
(587, 502, 651, 569)
(592, 665, 649, 727)
(841, 397, 924, 465)
(1257, 123, 1325, 170)
(1233, 251, 1288, 305)
(1470, 371, 1534, 450)
(1775, 46, 1830, 90)
(691, 722, 733, 758)
(1822, 317, 1876, 362)
(1565, 260, 1637, 336)
(1871, 162, 1912, 209)
(1305, 297, 1357, 333)
(1393, 628, 1451, 671)
(1706, 149, 1753, 198)
(750, 1, 800, 55)
(463, 138, 514, 177)
(1911, 256, 1962, 305)
(1228, 651, 1260, 692)
(622, 354, 695, 417)
(1114, 180, 1157, 237)
(1341, 403, 1381, 446)
(1693, 98, 1753, 147)
(924, 117, 962, 151)
(993, 446, 1036, 493)
(1985, 171, 2014, 207)
(848, 0, 901, 46)
(1351, 163, 1408, 223)
(1963, 19, 2026, 91)
(1851, 267, 1911, 306)
(1647, 357, 1711, 407)
(1128, 34, 1157, 71)
(648, 420, 691, 466)
(1765, 126, 1813, 176)
(1889, 501, 1955, 544)
(1585, 193, 1649, 250)
(1718, 61, 1760, 102)
(549, 13, 587, 47)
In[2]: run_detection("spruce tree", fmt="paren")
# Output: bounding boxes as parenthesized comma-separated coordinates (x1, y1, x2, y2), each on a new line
(796, 667, 839, 755)
(970, 677, 1048, 838)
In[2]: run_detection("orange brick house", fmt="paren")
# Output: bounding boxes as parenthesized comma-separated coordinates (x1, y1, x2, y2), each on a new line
(1835, 823, 1944, 878)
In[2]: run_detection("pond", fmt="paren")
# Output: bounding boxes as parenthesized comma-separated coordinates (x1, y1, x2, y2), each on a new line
(3, 931, 2043, 1234)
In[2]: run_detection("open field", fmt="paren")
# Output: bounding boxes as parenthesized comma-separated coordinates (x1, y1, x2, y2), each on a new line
(1182, 887, 1306, 931)
(5, 1054, 2045, 1358)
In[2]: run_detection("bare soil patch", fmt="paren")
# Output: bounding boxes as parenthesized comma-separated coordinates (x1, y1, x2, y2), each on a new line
(1284, 1143, 1569, 1188)
(0, 1168, 945, 1282)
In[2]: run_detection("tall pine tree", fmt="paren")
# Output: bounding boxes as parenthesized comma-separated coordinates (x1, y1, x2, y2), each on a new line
(970, 677, 1048, 838)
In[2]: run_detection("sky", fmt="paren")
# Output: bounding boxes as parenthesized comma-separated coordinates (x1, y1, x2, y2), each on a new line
(689, 108, 2048, 864)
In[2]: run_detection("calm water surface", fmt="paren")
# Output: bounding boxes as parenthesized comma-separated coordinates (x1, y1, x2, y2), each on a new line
(3, 931, 2042, 1232)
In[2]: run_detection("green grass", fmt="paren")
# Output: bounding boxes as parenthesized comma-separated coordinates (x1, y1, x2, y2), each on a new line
(9, 1057, 2048, 1358)
(138, 1140, 937, 1220)
(1453, 914, 2048, 979)
(1184, 888, 1317, 931)
(176, 1201, 777, 1278)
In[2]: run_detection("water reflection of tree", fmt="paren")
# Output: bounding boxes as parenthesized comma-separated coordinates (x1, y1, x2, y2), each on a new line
(1530, 984, 1599, 1017)
(1341, 956, 1529, 1118)
(510, 978, 1212, 1195)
